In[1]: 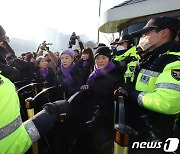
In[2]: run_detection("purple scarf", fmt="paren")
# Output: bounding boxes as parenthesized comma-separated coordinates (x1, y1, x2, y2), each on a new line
(61, 62, 75, 85)
(83, 60, 88, 67)
(86, 60, 115, 87)
(39, 68, 49, 79)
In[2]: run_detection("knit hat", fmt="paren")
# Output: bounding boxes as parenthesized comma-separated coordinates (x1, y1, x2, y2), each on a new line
(60, 49, 75, 59)
(94, 46, 112, 60)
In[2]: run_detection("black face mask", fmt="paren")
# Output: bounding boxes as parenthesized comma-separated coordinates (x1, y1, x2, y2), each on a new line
(47, 59, 51, 62)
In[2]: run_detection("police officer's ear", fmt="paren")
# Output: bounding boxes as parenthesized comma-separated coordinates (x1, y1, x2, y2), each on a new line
(158, 28, 170, 38)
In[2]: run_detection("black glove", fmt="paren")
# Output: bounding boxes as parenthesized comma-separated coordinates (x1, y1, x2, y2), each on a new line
(43, 100, 72, 118)
(29, 100, 71, 138)
(114, 87, 128, 101)
(121, 82, 135, 94)
(123, 56, 134, 65)
(121, 83, 141, 102)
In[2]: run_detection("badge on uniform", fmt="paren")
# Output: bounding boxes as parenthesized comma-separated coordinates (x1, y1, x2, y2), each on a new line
(171, 69, 180, 81)
(140, 75, 150, 84)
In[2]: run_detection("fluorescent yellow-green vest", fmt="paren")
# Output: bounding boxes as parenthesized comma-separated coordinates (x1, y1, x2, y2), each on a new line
(114, 46, 140, 82)
(0, 75, 32, 154)
(114, 46, 140, 61)
(135, 51, 180, 115)
(124, 60, 137, 82)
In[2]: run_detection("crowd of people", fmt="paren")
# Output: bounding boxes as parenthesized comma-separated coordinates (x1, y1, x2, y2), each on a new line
(0, 16, 180, 154)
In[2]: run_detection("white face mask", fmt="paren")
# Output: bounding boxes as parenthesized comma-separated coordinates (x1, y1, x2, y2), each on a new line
(116, 45, 125, 51)
(138, 30, 162, 51)
(138, 35, 152, 51)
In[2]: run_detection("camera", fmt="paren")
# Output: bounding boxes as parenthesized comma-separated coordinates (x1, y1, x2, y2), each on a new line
(40, 41, 52, 51)
(69, 32, 78, 47)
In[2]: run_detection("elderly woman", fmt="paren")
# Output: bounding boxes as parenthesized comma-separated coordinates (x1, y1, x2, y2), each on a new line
(32, 56, 55, 87)
(79, 46, 126, 154)
(55, 49, 83, 97)
(45, 47, 126, 154)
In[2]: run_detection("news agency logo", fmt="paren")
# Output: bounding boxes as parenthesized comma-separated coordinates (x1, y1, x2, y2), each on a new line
(132, 138, 179, 152)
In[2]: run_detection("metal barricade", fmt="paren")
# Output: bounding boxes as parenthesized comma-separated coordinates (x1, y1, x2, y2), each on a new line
(113, 96, 131, 154)
(17, 82, 48, 121)
(25, 85, 68, 154)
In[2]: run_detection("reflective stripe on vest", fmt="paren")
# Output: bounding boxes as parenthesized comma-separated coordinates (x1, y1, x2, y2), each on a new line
(140, 69, 160, 77)
(0, 115, 22, 140)
(137, 83, 180, 106)
(155, 83, 180, 92)
(23, 119, 40, 143)
(137, 92, 147, 107)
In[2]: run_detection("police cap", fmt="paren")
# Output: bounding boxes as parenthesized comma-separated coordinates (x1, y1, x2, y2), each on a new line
(132, 16, 180, 37)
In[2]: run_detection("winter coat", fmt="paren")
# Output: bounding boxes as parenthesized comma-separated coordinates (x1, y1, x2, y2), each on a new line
(68, 64, 126, 154)
(78, 60, 94, 84)
(0, 62, 20, 82)
(55, 64, 84, 97)
(32, 67, 55, 87)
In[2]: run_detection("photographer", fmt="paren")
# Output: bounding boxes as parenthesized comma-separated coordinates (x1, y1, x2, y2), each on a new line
(69, 32, 84, 53)
(37, 41, 59, 72)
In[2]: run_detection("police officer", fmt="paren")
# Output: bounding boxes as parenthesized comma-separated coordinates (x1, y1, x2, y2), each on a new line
(119, 16, 180, 154)
(113, 34, 135, 58)
(113, 34, 140, 82)
(0, 25, 15, 55)
(0, 73, 71, 153)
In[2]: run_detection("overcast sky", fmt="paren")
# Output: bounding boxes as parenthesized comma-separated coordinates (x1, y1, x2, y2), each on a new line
(1, 0, 125, 45)
(0, 0, 125, 50)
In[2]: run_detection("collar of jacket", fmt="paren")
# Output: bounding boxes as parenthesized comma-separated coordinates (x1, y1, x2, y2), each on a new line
(139, 41, 179, 66)
(134, 41, 180, 81)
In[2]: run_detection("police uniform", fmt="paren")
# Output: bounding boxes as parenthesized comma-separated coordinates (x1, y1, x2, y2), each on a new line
(122, 17, 180, 154)
(0, 74, 66, 154)
(0, 74, 37, 153)
(131, 40, 180, 127)
(114, 46, 140, 82)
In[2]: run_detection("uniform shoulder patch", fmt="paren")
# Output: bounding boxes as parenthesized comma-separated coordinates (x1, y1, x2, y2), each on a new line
(171, 69, 180, 81)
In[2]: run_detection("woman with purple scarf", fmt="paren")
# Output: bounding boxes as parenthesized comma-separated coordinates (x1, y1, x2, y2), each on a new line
(43, 47, 126, 154)
(78, 48, 94, 84)
(77, 46, 126, 154)
(55, 49, 83, 97)
(32, 56, 55, 87)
